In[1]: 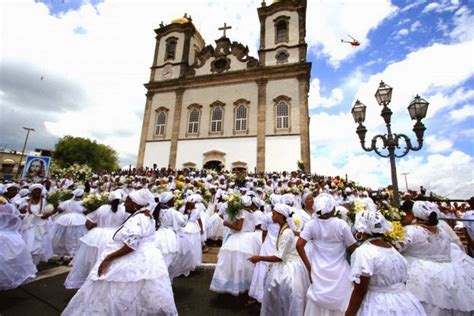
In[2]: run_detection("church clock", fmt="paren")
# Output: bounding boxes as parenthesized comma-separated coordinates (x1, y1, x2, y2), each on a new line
(161, 64, 173, 79)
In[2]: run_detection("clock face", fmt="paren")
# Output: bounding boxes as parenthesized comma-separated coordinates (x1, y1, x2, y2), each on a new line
(161, 65, 173, 79)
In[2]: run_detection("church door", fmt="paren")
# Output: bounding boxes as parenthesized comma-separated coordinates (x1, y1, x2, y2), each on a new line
(203, 160, 224, 172)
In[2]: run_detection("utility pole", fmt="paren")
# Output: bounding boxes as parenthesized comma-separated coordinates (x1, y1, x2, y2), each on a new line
(16, 127, 35, 180)
(401, 172, 410, 191)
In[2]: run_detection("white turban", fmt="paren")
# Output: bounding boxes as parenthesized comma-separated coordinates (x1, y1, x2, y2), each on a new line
(270, 194, 282, 206)
(159, 192, 174, 204)
(241, 195, 252, 207)
(108, 190, 122, 202)
(413, 201, 437, 220)
(282, 193, 295, 206)
(18, 188, 29, 197)
(363, 198, 377, 213)
(188, 194, 202, 203)
(0, 184, 5, 195)
(6, 183, 20, 190)
(73, 189, 84, 198)
(273, 203, 291, 218)
(313, 193, 336, 216)
(302, 191, 313, 207)
(354, 210, 393, 234)
(252, 197, 265, 208)
(129, 189, 153, 206)
(344, 187, 352, 194)
(29, 183, 44, 193)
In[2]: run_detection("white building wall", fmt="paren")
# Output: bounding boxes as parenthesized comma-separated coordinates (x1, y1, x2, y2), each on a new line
(264, 10, 299, 48)
(175, 137, 257, 171)
(148, 92, 176, 141)
(265, 78, 300, 135)
(264, 47, 300, 66)
(265, 135, 300, 171)
(144, 141, 171, 168)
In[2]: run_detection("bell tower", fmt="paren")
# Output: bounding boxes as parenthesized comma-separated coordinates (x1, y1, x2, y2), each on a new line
(149, 14, 205, 82)
(257, 0, 307, 66)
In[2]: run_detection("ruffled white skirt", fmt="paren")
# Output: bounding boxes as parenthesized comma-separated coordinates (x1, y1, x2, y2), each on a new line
(21, 218, 54, 264)
(210, 231, 262, 295)
(356, 285, 426, 315)
(261, 258, 310, 316)
(64, 227, 116, 289)
(206, 213, 224, 241)
(62, 241, 177, 316)
(405, 255, 474, 313)
(0, 231, 37, 290)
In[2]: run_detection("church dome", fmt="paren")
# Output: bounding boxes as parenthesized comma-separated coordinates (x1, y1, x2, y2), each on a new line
(171, 16, 191, 24)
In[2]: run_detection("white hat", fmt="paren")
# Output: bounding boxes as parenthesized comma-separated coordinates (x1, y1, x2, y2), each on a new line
(413, 201, 438, 220)
(29, 183, 44, 193)
(128, 189, 154, 207)
(273, 203, 291, 218)
(6, 183, 20, 190)
(159, 192, 174, 204)
(73, 189, 84, 198)
(241, 195, 252, 207)
(354, 210, 393, 234)
(282, 193, 295, 206)
(313, 193, 336, 216)
(344, 187, 352, 194)
(18, 188, 29, 197)
(108, 190, 122, 202)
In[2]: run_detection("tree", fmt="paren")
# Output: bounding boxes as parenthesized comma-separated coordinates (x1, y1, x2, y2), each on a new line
(53, 136, 120, 172)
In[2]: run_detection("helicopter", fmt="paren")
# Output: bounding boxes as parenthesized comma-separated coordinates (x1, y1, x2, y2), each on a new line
(341, 35, 360, 47)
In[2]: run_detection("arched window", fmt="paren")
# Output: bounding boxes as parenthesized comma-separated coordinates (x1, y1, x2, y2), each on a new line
(188, 109, 200, 134)
(165, 37, 178, 60)
(211, 106, 223, 133)
(274, 16, 290, 43)
(155, 111, 167, 136)
(276, 102, 289, 129)
(235, 104, 247, 131)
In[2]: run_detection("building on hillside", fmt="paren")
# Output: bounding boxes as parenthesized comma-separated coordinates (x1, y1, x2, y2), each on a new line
(137, 0, 311, 173)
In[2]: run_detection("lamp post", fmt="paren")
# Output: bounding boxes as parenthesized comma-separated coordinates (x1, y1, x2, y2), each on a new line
(351, 81, 429, 207)
(16, 127, 35, 180)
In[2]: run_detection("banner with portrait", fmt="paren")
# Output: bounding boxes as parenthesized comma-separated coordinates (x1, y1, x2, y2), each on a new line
(21, 156, 51, 182)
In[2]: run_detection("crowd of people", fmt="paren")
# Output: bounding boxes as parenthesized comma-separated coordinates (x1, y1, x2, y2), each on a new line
(0, 167, 473, 316)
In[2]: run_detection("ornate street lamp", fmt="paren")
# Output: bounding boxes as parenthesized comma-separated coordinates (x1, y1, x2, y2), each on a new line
(351, 81, 429, 207)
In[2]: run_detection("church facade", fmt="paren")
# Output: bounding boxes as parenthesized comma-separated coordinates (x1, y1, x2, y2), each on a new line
(137, 0, 311, 173)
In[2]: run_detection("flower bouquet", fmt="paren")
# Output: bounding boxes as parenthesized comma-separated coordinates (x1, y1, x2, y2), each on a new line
(46, 190, 74, 207)
(225, 193, 244, 220)
(82, 193, 109, 213)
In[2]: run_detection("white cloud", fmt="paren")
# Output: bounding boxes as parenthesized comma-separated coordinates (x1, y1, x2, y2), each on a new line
(306, 0, 398, 68)
(396, 28, 409, 38)
(308, 78, 344, 110)
(450, 6, 474, 41)
(425, 135, 453, 153)
(400, 0, 426, 13)
(422, 2, 441, 13)
(449, 103, 474, 122)
(410, 21, 422, 32)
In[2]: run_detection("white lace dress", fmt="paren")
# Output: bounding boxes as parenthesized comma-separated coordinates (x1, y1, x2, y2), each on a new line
(154, 207, 189, 279)
(62, 211, 178, 316)
(64, 204, 129, 289)
(19, 198, 54, 264)
(178, 207, 202, 276)
(249, 212, 279, 302)
(399, 225, 474, 315)
(300, 217, 356, 316)
(350, 242, 426, 315)
(0, 204, 37, 290)
(206, 202, 224, 241)
(210, 210, 262, 295)
(261, 227, 310, 316)
(52, 199, 88, 256)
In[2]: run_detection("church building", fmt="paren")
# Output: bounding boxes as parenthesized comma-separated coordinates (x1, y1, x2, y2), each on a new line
(137, 0, 311, 173)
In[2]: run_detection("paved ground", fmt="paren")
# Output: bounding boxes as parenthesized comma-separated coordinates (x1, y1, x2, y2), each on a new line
(0, 254, 260, 316)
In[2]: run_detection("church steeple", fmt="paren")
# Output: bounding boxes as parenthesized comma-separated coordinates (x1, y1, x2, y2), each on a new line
(257, 0, 307, 66)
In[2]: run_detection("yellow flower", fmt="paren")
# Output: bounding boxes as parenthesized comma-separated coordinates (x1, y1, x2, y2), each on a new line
(0, 196, 6, 205)
(385, 221, 405, 242)
(293, 214, 302, 230)
(353, 201, 365, 212)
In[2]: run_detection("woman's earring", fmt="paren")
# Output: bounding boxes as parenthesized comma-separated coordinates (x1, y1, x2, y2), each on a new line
(355, 232, 363, 241)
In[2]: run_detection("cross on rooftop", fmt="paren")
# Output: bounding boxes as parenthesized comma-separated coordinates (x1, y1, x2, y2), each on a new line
(218, 22, 232, 38)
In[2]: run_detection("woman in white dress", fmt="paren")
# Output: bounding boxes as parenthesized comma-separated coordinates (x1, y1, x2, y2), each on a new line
(19, 184, 54, 264)
(209, 195, 262, 296)
(346, 210, 425, 316)
(180, 194, 203, 276)
(296, 193, 357, 316)
(249, 203, 310, 316)
(154, 191, 189, 279)
(248, 198, 280, 303)
(397, 201, 474, 315)
(62, 189, 178, 316)
(0, 202, 37, 290)
(64, 190, 128, 289)
(52, 189, 88, 257)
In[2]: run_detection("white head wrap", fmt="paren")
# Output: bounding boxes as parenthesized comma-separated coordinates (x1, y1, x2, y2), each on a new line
(252, 197, 265, 208)
(273, 203, 291, 218)
(108, 190, 122, 202)
(18, 188, 29, 197)
(354, 210, 393, 234)
(363, 198, 377, 213)
(313, 193, 336, 216)
(128, 189, 153, 206)
(159, 192, 174, 204)
(344, 187, 352, 194)
(73, 189, 84, 198)
(241, 195, 252, 207)
(282, 193, 295, 206)
(0, 184, 5, 195)
(302, 191, 313, 207)
(270, 194, 282, 206)
(29, 183, 44, 193)
(6, 183, 20, 190)
(412, 201, 437, 220)
(188, 194, 202, 203)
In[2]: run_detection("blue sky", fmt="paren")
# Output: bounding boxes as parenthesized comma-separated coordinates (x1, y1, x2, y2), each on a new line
(1, 0, 473, 197)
